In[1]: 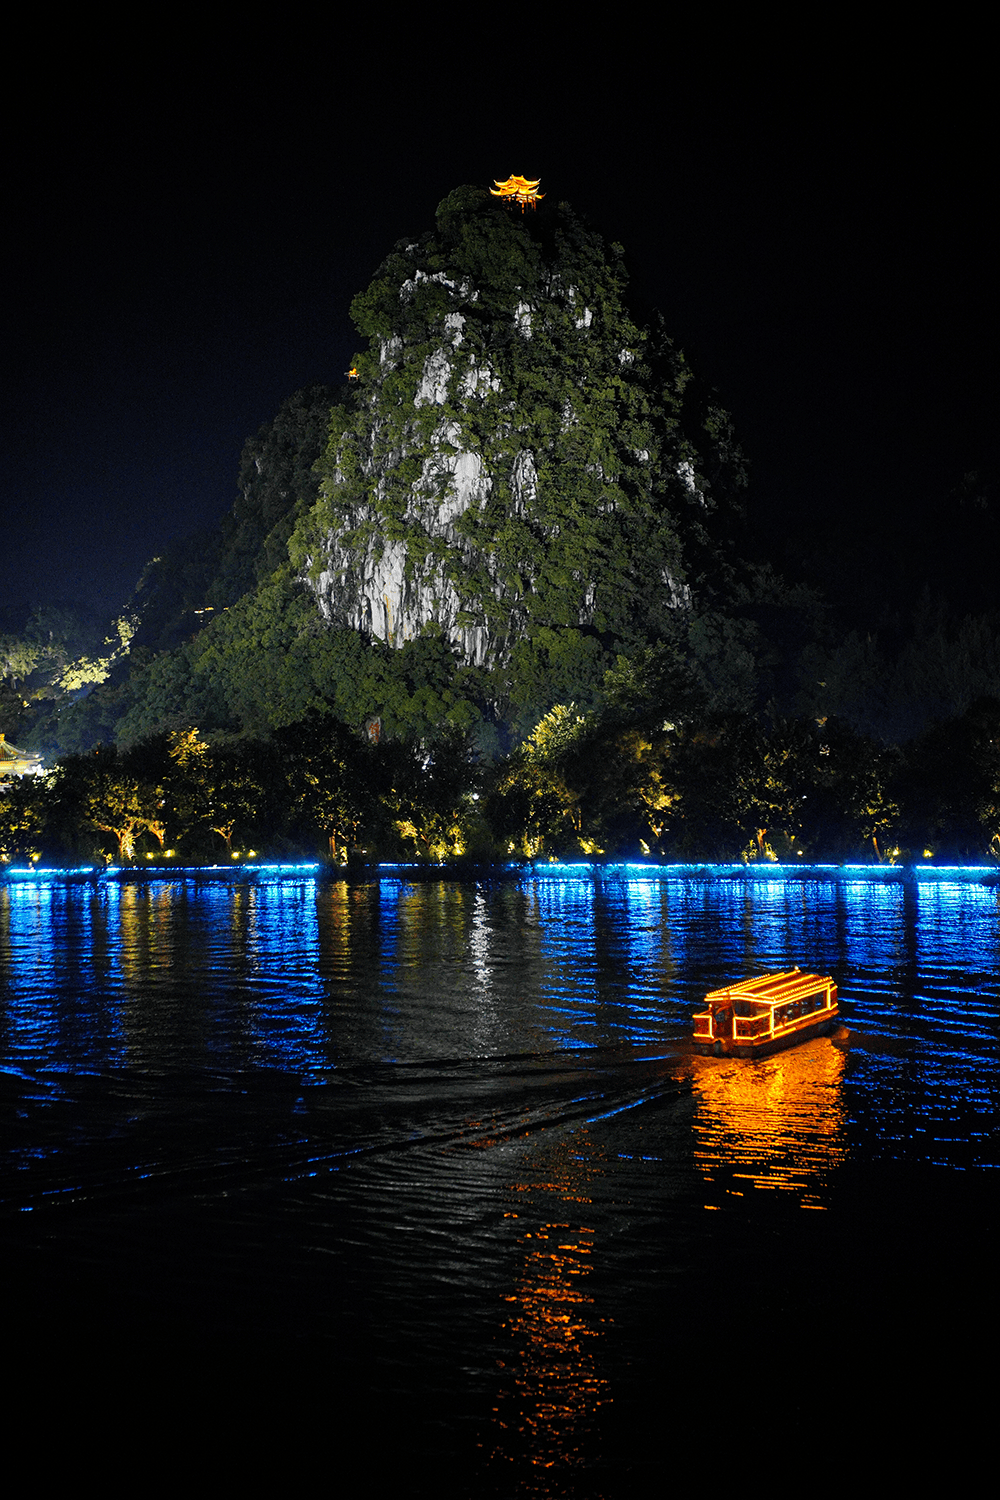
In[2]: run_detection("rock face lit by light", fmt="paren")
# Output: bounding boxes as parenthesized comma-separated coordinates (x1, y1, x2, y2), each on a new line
(312, 268, 540, 665)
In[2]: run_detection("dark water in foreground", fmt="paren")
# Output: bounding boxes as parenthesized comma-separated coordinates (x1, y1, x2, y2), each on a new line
(1, 872, 996, 1490)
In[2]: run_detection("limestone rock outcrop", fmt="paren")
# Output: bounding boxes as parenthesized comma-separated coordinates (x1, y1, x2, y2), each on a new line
(292, 187, 734, 683)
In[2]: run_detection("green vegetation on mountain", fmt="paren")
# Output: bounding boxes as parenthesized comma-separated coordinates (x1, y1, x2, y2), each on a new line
(291, 185, 753, 734)
(5, 186, 1000, 867)
(15, 186, 772, 760)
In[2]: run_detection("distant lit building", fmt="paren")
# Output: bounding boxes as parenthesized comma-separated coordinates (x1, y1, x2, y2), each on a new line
(490, 175, 544, 211)
(0, 734, 44, 778)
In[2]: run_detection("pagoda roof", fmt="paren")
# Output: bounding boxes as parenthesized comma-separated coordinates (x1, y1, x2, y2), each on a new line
(0, 734, 44, 776)
(490, 174, 544, 210)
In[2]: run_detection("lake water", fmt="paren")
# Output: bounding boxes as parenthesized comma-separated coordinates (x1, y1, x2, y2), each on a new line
(1, 869, 996, 1492)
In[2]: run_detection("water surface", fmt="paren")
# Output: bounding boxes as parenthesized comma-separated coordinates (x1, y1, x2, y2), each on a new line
(2, 872, 995, 1490)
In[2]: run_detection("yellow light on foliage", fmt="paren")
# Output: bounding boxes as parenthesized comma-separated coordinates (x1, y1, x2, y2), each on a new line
(490, 174, 544, 211)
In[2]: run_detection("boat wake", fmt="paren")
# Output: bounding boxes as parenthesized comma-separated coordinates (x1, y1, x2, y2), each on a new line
(0, 1047, 686, 1219)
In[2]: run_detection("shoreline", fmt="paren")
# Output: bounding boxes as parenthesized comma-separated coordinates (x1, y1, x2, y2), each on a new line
(4, 859, 1000, 885)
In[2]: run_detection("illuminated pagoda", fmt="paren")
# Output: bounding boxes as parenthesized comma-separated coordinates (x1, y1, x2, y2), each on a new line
(490, 174, 544, 212)
(0, 733, 43, 778)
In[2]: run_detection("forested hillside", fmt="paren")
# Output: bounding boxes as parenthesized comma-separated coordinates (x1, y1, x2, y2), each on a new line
(4, 186, 1000, 866)
(292, 184, 756, 732)
(10, 187, 786, 757)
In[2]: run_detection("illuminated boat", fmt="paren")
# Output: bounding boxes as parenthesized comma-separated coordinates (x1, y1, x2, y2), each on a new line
(692, 969, 838, 1058)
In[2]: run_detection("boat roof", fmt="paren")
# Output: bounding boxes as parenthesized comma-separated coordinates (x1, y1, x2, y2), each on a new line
(704, 969, 835, 1009)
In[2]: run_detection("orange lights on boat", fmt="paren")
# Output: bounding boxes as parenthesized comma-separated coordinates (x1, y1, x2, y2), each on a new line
(693, 968, 839, 1058)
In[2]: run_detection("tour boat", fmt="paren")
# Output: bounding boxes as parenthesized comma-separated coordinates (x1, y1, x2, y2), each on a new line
(692, 968, 838, 1057)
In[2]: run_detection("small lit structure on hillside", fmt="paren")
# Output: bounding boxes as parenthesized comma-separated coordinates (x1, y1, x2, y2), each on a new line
(490, 174, 544, 211)
(0, 734, 44, 779)
(693, 968, 839, 1058)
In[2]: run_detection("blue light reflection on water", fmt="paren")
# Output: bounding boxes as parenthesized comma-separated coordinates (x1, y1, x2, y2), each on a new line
(0, 878, 332, 1074)
(2, 870, 998, 1180)
(3, 871, 999, 1078)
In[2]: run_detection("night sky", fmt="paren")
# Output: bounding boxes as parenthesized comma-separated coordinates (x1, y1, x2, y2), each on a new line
(4, 40, 995, 627)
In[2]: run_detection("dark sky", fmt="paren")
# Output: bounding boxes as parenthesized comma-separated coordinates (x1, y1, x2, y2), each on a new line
(4, 39, 995, 626)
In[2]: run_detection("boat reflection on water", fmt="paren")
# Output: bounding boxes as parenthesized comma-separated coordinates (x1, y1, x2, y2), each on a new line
(684, 1035, 849, 1208)
(485, 1129, 612, 1488)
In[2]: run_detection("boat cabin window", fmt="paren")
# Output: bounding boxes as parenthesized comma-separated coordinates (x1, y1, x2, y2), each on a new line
(774, 991, 827, 1027)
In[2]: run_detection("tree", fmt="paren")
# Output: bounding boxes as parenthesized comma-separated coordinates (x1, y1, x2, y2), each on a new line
(798, 719, 900, 861)
(0, 775, 50, 862)
(660, 715, 816, 860)
(896, 697, 1000, 861)
(52, 746, 167, 861)
(377, 730, 482, 860)
(268, 712, 378, 858)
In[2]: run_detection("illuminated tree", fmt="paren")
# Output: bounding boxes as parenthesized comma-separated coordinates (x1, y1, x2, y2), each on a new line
(199, 746, 269, 857)
(658, 715, 812, 860)
(267, 712, 378, 858)
(0, 775, 49, 862)
(50, 746, 167, 861)
(373, 730, 482, 860)
(0, 636, 40, 688)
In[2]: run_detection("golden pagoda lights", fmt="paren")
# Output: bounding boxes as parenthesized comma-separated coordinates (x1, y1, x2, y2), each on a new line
(490, 175, 544, 212)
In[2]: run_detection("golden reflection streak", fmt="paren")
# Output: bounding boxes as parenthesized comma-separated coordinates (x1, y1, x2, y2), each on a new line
(683, 1037, 848, 1207)
(116, 882, 176, 987)
(485, 1130, 612, 1490)
(314, 880, 354, 973)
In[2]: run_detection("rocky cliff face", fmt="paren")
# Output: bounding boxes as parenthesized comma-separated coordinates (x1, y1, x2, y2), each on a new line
(293, 186, 735, 689)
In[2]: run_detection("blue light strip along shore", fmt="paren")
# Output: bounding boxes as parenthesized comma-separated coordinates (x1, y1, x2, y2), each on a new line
(4, 861, 1000, 885)
(0, 862, 322, 883)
